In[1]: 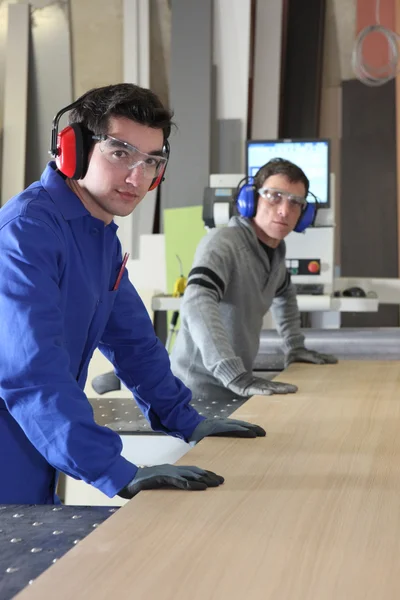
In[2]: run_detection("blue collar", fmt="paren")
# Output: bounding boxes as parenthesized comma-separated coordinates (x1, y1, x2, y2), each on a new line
(40, 162, 118, 232)
(41, 162, 90, 221)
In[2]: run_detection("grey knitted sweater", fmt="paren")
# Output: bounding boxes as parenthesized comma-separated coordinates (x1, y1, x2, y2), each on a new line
(170, 216, 305, 401)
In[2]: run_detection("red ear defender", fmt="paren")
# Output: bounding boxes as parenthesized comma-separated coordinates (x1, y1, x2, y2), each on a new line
(50, 99, 92, 180)
(148, 139, 170, 191)
(55, 123, 89, 180)
(148, 164, 166, 191)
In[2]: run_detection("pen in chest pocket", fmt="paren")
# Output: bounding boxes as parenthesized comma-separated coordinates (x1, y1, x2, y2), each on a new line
(113, 252, 130, 291)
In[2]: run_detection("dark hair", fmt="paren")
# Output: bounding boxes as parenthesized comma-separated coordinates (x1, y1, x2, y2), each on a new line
(254, 157, 309, 196)
(68, 83, 174, 141)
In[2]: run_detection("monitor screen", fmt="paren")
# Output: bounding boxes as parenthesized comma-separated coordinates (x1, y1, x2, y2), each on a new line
(246, 139, 330, 205)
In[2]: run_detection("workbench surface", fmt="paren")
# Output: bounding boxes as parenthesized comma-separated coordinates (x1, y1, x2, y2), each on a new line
(15, 361, 400, 600)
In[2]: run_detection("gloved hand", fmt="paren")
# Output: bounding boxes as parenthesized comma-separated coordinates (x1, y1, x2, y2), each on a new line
(285, 347, 338, 368)
(92, 371, 121, 395)
(227, 372, 298, 397)
(189, 417, 266, 442)
(118, 464, 224, 499)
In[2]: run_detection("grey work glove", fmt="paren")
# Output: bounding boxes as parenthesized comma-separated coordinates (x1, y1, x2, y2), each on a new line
(285, 347, 338, 368)
(118, 464, 224, 499)
(189, 417, 266, 442)
(92, 371, 121, 395)
(227, 372, 298, 397)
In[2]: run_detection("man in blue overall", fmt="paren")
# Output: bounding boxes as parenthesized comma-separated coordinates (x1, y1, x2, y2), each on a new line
(0, 84, 265, 504)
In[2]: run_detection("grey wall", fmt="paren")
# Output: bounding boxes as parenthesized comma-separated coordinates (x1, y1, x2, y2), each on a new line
(251, 0, 283, 139)
(162, 0, 213, 212)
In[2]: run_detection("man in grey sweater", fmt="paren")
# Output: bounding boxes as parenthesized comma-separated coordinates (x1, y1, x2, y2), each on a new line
(170, 158, 337, 402)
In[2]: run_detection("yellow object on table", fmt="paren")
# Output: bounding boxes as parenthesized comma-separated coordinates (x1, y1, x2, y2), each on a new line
(172, 275, 187, 298)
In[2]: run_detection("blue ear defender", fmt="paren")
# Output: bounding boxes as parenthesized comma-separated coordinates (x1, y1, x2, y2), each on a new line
(294, 192, 319, 233)
(235, 177, 258, 218)
(235, 178, 319, 233)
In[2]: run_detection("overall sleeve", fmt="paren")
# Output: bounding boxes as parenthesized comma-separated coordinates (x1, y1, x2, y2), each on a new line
(98, 268, 205, 441)
(0, 216, 137, 498)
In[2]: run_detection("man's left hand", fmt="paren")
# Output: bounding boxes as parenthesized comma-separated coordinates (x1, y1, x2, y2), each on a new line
(190, 417, 266, 443)
(285, 347, 338, 368)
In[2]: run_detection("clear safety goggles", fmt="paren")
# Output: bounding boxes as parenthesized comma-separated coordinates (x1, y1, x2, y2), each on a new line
(258, 187, 307, 209)
(93, 134, 168, 179)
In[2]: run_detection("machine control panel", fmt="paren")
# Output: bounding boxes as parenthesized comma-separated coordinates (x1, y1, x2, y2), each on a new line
(286, 258, 321, 276)
(203, 186, 236, 228)
(294, 283, 324, 295)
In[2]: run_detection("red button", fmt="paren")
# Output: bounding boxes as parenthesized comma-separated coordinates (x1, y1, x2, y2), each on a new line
(308, 261, 320, 274)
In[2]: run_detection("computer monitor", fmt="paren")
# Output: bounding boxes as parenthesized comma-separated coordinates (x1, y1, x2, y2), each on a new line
(246, 139, 330, 206)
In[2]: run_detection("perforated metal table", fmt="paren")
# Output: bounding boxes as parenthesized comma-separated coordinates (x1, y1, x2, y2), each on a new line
(0, 504, 117, 600)
(89, 395, 249, 433)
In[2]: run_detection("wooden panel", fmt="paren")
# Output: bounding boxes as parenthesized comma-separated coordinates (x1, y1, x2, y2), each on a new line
(212, 0, 251, 163)
(211, 119, 242, 173)
(161, 0, 212, 211)
(69, 0, 123, 97)
(117, 0, 157, 259)
(1, 3, 29, 205)
(279, 0, 326, 138)
(340, 79, 398, 326)
(319, 87, 341, 263)
(342, 78, 396, 139)
(251, 0, 283, 139)
(396, 0, 400, 275)
(25, 3, 73, 188)
(341, 136, 397, 276)
(17, 361, 400, 600)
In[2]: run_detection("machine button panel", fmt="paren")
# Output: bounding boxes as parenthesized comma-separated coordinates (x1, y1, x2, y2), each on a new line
(307, 260, 320, 274)
(286, 258, 321, 276)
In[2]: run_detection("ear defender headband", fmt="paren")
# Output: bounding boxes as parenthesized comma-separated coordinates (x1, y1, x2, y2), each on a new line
(148, 139, 170, 191)
(234, 177, 318, 233)
(50, 100, 170, 189)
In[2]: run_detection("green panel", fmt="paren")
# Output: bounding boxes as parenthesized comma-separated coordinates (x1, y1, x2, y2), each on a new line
(163, 205, 207, 353)
(164, 205, 207, 293)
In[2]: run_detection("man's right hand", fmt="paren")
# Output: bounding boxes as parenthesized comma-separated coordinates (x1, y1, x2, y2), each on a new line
(227, 372, 298, 397)
(118, 465, 224, 499)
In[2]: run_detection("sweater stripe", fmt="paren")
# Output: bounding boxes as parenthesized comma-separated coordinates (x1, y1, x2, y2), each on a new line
(186, 278, 219, 295)
(188, 266, 225, 295)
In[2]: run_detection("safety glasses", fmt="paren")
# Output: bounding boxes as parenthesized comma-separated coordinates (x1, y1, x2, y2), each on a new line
(93, 134, 168, 179)
(258, 187, 307, 209)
